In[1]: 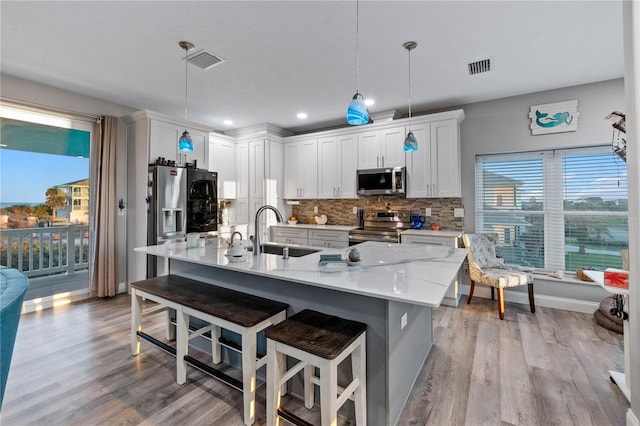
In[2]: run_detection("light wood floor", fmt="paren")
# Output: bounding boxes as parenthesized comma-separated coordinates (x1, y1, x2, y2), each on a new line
(0, 294, 629, 425)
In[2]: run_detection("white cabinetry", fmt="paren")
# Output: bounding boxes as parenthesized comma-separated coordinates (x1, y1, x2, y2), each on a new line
(209, 134, 236, 199)
(149, 118, 209, 169)
(270, 226, 349, 248)
(317, 134, 358, 199)
(284, 138, 318, 199)
(271, 227, 308, 246)
(406, 112, 464, 198)
(226, 125, 288, 239)
(357, 126, 405, 169)
(308, 229, 349, 249)
(400, 231, 463, 306)
(123, 110, 214, 284)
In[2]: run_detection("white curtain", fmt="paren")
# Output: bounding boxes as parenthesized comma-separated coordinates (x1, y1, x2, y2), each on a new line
(90, 116, 118, 297)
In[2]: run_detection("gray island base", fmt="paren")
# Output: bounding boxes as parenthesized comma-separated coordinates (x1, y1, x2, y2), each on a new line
(135, 241, 466, 425)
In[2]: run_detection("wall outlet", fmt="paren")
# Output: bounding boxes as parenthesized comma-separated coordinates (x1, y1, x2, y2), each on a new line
(454, 208, 465, 218)
(425, 208, 432, 216)
(353, 206, 358, 214)
(313, 206, 318, 213)
(400, 312, 408, 330)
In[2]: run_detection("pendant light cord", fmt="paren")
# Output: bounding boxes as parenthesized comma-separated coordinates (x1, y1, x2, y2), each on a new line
(184, 47, 189, 121)
(408, 46, 412, 130)
(356, 0, 360, 94)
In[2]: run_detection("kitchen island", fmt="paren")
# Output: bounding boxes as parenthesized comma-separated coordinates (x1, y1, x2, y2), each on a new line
(135, 240, 467, 425)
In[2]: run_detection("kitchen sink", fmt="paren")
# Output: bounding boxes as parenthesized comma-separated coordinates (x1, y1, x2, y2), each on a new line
(260, 243, 320, 257)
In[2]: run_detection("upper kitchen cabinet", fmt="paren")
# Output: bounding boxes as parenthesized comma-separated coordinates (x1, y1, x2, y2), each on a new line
(317, 134, 358, 198)
(405, 110, 465, 198)
(357, 125, 405, 169)
(149, 117, 209, 169)
(209, 133, 236, 199)
(283, 138, 318, 199)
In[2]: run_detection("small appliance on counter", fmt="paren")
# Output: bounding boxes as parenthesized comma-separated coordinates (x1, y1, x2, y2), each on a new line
(410, 214, 426, 229)
(186, 168, 218, 234)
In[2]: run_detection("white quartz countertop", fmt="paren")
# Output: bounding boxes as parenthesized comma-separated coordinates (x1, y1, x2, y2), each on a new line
(271, 223, 356, 232)
(135, 240, 467, 307)
(400, 229, 463, 238)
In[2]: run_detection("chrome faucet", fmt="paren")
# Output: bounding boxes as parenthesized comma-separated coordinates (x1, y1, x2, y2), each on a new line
(252, 205, 284, 255)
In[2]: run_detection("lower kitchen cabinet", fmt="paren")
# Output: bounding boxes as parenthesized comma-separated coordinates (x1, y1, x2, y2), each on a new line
(400, 231, 464, 306)
(308, 228, 349, 248)
(270, 225, 350, 248)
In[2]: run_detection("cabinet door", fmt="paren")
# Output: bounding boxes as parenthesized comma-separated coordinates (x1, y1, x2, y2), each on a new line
(149, 120, 180, 163)
(184, 129, 208, 170)
(405, 123, 431, 198)
(235, 198, 249, 227)
(283, 143, 301, 199)
(317, 137, 339, 198)
(249, 139, 265, 199)
(430, 119, 461, 197)
(211, 136, 236, 199)
(235, 142, 249, 199)
(338, 134, 358, 198)
(357, 130, 381, 169)
(380, 126, 406, 168)
(300, 139, 318, 199)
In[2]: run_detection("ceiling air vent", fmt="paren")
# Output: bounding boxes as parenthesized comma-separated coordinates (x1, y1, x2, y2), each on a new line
(467, 58, 492, 75)
(187, 49, 225, 70)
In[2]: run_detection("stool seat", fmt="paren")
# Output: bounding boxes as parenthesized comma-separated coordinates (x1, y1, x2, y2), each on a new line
(265, 309, 366, 360)
(131, 275, 289, 327)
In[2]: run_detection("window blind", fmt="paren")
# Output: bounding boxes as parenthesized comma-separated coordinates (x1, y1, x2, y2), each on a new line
(476, 146, 628, 272)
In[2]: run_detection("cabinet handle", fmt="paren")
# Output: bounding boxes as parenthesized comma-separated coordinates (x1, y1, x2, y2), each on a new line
(382, 156, 385, 167)
(377, 156, 379, 168)
(337, 187, 340, 197)
(433, 184, 438, 196)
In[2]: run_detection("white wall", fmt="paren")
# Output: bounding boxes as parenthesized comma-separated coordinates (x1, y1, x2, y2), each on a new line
(1, 74, 137, 290)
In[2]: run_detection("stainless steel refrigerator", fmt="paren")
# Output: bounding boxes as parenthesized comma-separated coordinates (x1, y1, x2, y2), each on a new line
(147, 164, 187, 277)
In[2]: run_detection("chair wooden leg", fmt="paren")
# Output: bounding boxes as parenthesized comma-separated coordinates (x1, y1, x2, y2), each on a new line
(528, 283, 536, 313)
(497, 288, 505, 320)
(491, 287, 495, 300)
(467, 280, 475, 304)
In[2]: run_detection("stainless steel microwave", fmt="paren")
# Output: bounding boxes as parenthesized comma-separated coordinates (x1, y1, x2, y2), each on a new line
(356, 167, 406, 195)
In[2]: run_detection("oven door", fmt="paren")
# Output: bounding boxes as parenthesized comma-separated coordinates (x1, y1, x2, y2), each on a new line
(348, 230, 400, 245)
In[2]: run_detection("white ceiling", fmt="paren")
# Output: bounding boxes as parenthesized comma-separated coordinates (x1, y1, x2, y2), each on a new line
(0, 1, 624, 134)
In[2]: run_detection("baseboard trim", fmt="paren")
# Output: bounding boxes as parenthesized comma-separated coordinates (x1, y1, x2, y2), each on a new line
(21, 288, 90, 314)
(461, 285, 599, 314)
(628, 409, 640, 426)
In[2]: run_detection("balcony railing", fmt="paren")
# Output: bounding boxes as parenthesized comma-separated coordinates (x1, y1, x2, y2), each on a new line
(0, 225, 90, 278)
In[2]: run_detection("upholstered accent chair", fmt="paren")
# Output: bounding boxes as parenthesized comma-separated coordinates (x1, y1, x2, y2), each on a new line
(462, 233, 535, 320)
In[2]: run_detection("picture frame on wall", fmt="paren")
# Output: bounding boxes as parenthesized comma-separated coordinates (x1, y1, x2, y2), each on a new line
(529, 100, 579, 135)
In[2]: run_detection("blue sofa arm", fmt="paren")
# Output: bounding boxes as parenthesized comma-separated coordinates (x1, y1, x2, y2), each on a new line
(0, 267, 28, 409)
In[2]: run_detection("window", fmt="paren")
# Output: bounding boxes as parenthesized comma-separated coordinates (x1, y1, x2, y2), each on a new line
(476, 146, 628, 272)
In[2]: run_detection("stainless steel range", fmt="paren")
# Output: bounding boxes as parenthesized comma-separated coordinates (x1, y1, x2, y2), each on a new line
(348, 210, 411, 245)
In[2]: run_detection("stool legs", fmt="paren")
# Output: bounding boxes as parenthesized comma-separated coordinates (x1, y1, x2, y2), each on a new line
(352, 334, 367, 426)
(131, 289, 142, 356)
(304, 364, 314, 409)
(266, 339, 284, 426)
(211, 325, 221, 364)
(241, 330, 258, 426)
(176, 308, 189, 384)
(319, 362, 338, 426)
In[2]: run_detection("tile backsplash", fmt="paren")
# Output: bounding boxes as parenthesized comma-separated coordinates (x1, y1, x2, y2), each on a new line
(291, 196, 463, 230)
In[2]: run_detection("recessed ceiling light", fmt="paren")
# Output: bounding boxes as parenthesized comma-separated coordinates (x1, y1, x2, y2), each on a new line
(364, 99, 375, 106)
(297, 112, 308, 119)
(223, 119, 233, 125)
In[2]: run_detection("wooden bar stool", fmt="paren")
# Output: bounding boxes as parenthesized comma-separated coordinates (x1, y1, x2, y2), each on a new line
(265, 309, 367, 426)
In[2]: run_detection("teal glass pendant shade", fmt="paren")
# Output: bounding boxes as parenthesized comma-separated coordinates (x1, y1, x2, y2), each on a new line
(178, 130, 194, 152)
(404, 131, 418, 152)
(347, 93, 370, 126)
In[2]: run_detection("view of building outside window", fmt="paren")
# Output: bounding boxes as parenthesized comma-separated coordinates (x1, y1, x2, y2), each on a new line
(0, 113, 91, 295)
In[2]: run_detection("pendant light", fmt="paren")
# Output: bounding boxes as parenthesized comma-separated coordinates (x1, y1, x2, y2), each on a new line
(178, 41, 194, 152)
(403, 41, 418, 152)
(346, 0, 369, 126)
